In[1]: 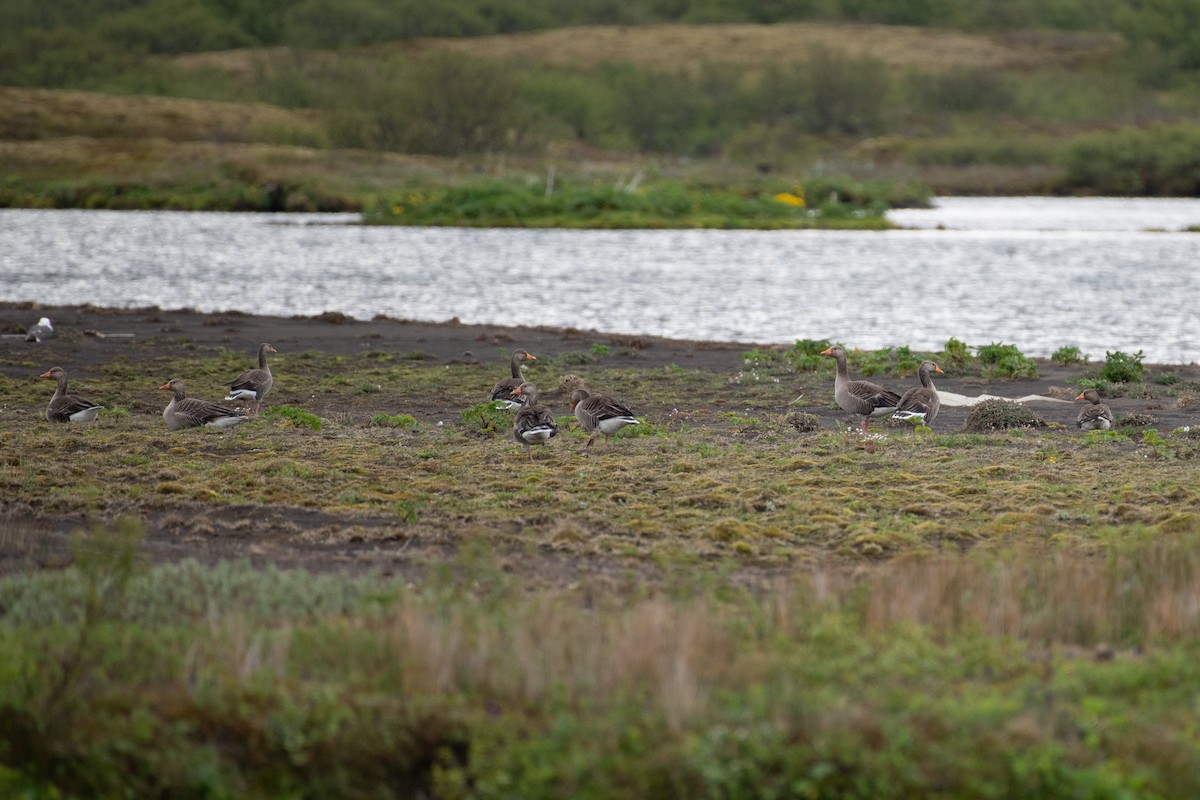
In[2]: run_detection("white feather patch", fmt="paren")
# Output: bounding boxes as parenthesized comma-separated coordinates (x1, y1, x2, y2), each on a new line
(520, 426, 556, 443)
(596, 417, 639, 434)
(206, 415, 248, 428)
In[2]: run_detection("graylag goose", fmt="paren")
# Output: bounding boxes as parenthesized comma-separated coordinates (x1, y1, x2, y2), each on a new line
(570, 388, 640, 447)
(225, 343, 276, 412)
(820, 345, 902, 433)
(1075, 388, 1115, 431)
(893, 360, 945, 430)
(40, 367, 102, 422)
(26, 317, 54, 342)
(160, 379, 248, 431)
(511, 383, 557, 460)
(491, 349, 537, 409)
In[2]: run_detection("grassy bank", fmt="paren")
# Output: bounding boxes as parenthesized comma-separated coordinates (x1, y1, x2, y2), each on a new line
(4, 336, 1200, 795)
(3, 343, 1199, 564)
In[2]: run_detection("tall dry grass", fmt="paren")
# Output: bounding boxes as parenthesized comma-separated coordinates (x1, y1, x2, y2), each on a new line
(166, 535, 1200, 739)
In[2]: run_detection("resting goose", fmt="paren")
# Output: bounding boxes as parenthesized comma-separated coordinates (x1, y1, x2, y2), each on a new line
(511, 383, 557, 460)
(1075, 388, 1115, 431)
(160, 379, 248, 431)
(26, 317, 53, 342)
(570, 388, 640, 447)
(491, 349, 537, 409)
(820, 345, 902, 433)
(225, 343, 277, 412)
(893, 360, 945, 430)
(40, 367, 102, 422)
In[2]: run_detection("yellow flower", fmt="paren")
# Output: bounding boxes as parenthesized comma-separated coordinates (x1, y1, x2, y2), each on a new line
(773, 191, 805, 207)
(392, 204, 405, 215)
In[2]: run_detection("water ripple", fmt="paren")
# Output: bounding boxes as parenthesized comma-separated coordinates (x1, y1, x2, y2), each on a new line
(2, 201, 1198, 363)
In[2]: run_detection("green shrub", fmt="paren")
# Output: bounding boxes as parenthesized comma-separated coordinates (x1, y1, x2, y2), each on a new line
(940, 337, 971, 370)
(461, 401, 511, 435)
(742, 348, 778, 367)
(1098, 350, 1145, 383)
(787, 339, 831, 371)
(1051, 346, 1088, 366)
(976, 342, 1038, 379)
(1059, 125, 1200, 196)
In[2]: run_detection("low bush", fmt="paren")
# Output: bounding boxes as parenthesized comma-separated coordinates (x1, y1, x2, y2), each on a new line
(1099, 350, 1145, 383)
(963, 399, 1047, 432)
(1051, 345, 1087, 366)
(976, 342, 1038, 379)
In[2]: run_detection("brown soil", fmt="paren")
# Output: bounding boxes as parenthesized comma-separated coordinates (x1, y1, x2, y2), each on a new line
(3, 301, 1196, 581)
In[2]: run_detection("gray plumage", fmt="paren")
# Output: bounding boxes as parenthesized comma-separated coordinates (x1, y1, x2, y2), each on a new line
(511, 382, 557, 460)
(570, 388, 640, 447)
(40, 367, 102, 423)
(225, 343, 276, 411)
(821, 345, 902, 432)
(1075, 388, 1114, 431)
(161, 379, 248, 431)
(893, 360, 945, 429)
(491, 349, 537, 409)
(25, 317, 53, 342)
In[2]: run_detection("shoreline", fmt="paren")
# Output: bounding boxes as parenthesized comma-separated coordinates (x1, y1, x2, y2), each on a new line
(2, 300, 1197, 372)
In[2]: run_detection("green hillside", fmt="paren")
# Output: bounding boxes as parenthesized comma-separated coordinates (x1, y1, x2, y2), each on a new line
(3, 1, 1200, 213)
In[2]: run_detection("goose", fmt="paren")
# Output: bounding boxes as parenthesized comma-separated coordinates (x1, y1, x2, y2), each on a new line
(25, 317, 53, 342)
(160, 379, 248, 430)
(225, 343, 276, 412)
(511, 383, 557, 460)
(819, 345, 902, 433)
(892, 360, 945, 429)
(1075, 388, 1114, 431)
(40, 367, 102, 422)
(570, 388, 640, 447)
(491, 349, 537, 409)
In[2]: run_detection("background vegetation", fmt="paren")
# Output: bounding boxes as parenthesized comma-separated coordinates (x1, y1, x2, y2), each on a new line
(3, 0, 1200, 211)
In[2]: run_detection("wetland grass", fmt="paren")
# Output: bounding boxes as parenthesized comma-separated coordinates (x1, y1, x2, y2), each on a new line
(5, 529, 1200, 796)
(4, 344, 1200, 795)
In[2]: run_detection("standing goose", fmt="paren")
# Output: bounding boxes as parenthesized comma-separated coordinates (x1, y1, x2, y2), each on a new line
(892, 360, 946, 430)
(820, 345, 903, 433)
(1074, 388, 1115, 431)
(570, 388, 640, 447)
(225, 343, 277, 412)
(160, 379, 248, 430)
(511, 383, 558, 460)
(491, 349, 537, 409)
(40, 367, 102, 422)
(26, 317, 54, 342)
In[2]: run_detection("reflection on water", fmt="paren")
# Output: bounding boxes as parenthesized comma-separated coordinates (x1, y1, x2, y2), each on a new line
(1, 199, 1198, 363)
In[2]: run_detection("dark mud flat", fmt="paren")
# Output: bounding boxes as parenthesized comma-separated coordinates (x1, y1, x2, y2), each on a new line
(2, 301, 1198, 584)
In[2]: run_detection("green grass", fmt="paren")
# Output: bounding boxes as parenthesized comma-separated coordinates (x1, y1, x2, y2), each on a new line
(6, 345, 1200, 796)
(6, 526, 1200, 796)
(363, 179, 903, 230)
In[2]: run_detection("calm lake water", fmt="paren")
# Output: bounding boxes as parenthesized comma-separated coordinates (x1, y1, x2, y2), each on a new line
(2, 197, 1198, 363)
